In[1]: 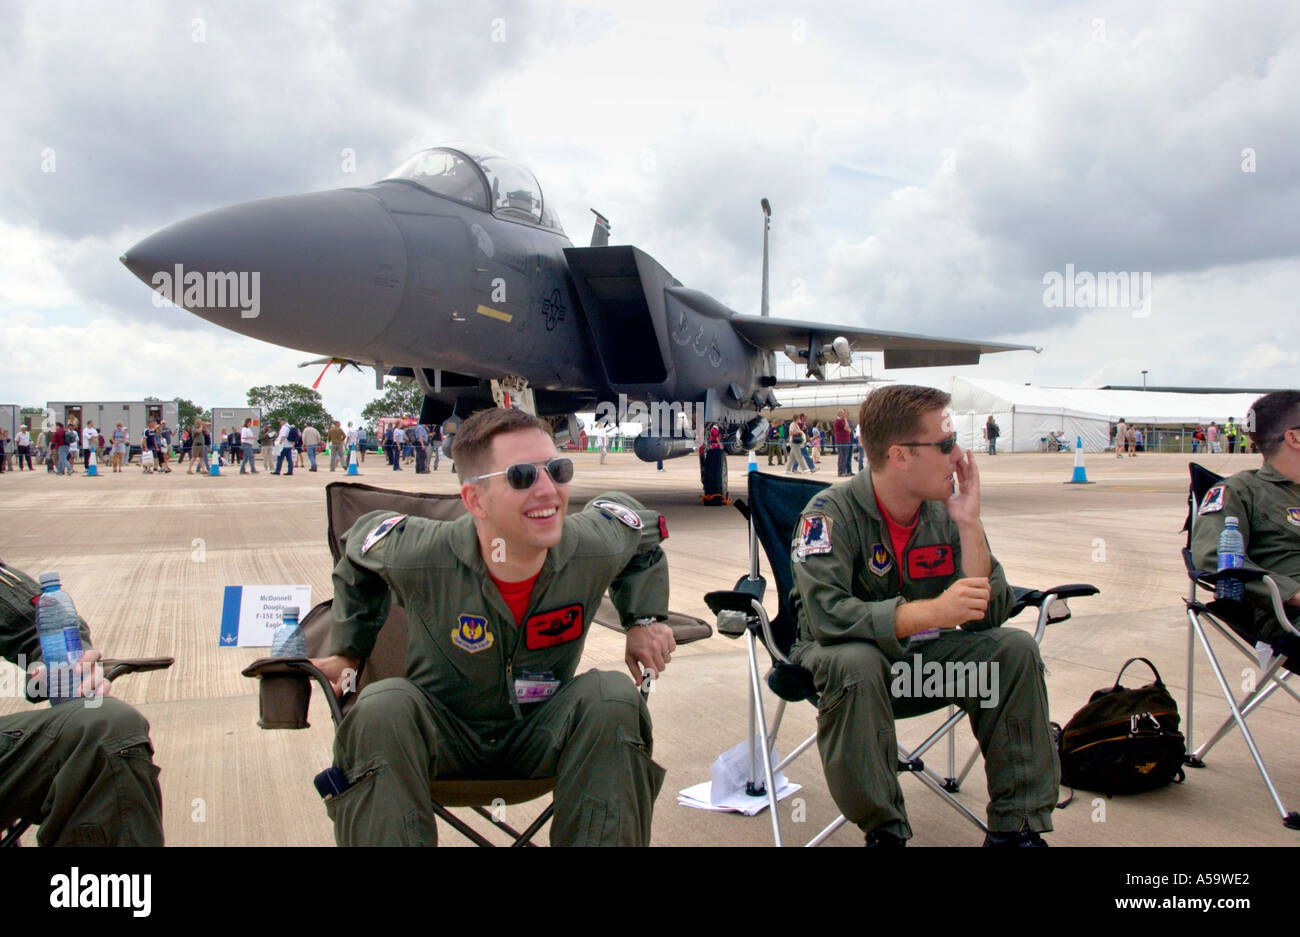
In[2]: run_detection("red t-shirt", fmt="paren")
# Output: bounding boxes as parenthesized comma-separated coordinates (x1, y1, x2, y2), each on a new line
(874, 492, 917, 587)
(488, 570, 541, 627)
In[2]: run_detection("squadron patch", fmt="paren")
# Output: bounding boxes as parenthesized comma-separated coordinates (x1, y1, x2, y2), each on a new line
(451, 614, 494, 653)
(798, 514, 832, 557)
(591, 499, 643, 530)
(1287, 507, 1300, 528)
(361, 514, 408, 554)
(908, 544, 955, 579)
(869, 543, 893, 577)
(1199, 486, 1225, 515)
(525, 604, 584, 650)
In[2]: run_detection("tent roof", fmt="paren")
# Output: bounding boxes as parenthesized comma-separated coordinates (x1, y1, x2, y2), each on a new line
(952, 377, 1259, 425)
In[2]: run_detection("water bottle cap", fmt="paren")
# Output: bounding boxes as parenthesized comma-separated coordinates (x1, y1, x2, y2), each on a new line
(38, 571, 61, 588)
(1225, 516, 1238, 526)
(281, 606, 300, 620)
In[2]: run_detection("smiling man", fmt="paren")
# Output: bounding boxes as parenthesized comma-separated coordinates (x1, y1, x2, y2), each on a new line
(789, 384, 1057, 846)
(312, 407, 675, 846)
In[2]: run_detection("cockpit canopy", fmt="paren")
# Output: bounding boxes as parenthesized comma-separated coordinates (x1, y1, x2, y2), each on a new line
(385, 144, 563, 233)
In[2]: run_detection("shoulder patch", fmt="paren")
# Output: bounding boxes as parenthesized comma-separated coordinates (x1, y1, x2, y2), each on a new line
(451, 614, 494, 653)
(1199, 486, 1225, 515)
(868, 543, 893, 576)
(591, 498, 643, 530)
(1286, 507, 1300, 528)
(797, 514, 832, 557)
(361, 514, 408, 554)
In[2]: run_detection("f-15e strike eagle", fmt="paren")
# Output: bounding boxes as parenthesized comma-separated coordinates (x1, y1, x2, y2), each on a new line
(121, 143, 1036, 478)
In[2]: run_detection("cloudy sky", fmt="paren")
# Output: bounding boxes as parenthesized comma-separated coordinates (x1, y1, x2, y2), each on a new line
(2, 0, 1297, 425)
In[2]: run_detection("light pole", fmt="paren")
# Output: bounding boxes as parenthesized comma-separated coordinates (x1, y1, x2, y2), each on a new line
(1141, 370, 1148, 391)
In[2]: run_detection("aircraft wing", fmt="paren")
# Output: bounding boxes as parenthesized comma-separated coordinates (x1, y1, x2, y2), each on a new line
(729, 314, 1040, 369)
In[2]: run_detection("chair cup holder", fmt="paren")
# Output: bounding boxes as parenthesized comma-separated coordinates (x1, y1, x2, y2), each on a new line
(257, 672, 312, 729)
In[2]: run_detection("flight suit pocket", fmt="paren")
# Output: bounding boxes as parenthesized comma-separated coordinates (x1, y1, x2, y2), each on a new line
(816, 686, 849, 726)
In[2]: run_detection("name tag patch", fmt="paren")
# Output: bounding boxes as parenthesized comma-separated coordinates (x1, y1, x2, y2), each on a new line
(451, 614, 494, 653)
(869, 543, 893, 576)
(1199, 486, 1225, 515)
(798, 514, 832, 557)
(361, 514, 407, 554)
(524, 604, 584, 650)
(908, 544, 955, 578)
(515, 671, 560, 703)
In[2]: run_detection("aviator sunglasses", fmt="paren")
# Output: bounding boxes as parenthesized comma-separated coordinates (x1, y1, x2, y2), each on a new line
(899, 432, 958, 455)
(466, 457, 574, 490)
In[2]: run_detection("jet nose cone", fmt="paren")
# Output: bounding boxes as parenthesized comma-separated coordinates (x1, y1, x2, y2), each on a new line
(122, 189, 407, 351)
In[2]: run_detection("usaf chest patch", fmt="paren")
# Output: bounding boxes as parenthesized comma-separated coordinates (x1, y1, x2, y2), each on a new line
(361, 514, 408, 554)
(1199, 486, 1225, 515)
(591, 499, 642, 529)
(798, 514, 833, 557)
(452, 614, 494, 653)
(869, 543, 893, 576)
(908, 544, 955, 579)
(524, 604, 584, 650)
(1287, 507, 1300, 528)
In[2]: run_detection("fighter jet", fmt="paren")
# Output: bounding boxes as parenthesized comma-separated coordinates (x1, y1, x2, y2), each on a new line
(120, 142, 1037, 481)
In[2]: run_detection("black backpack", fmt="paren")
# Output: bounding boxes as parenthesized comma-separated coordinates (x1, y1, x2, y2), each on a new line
(1055, 657, 1186, 797)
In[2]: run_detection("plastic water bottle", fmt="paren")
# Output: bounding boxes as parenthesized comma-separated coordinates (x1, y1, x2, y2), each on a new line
(1216, 518, 1246, 602)
(271, 606, 307, 658)
(34, 571, 84, 704)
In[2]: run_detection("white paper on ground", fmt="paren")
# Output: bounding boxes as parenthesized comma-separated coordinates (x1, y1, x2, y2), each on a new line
(677, 779, 802, 816)
(709, 737, 790, 804)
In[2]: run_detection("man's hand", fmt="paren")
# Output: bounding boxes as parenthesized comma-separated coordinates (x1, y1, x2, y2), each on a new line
(310, 654, 362, 698)
(933, 577, 991, 628)
(945, 449, 982, 527)
(27, 649, 113, 701)
(625, 623, 676, 686)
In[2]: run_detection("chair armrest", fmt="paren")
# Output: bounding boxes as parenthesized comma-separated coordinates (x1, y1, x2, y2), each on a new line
(705, 590, 762, 615)
(102, 657, 174, 682)
(241, 657, 346, 728)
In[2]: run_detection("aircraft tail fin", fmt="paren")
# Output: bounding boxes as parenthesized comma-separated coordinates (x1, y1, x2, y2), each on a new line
(589, 209, 611, 247)
(760, 198, 771, 317)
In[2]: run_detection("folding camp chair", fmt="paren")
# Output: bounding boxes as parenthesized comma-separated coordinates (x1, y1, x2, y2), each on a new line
(243, 481, 708, 846)
(704, 469, 1098, 846)
(1181, 463, 1300, 830)
(1, 655, 174, 848)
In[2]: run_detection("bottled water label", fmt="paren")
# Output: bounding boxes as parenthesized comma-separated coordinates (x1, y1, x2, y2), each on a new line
(1218, 553, 1245, 570)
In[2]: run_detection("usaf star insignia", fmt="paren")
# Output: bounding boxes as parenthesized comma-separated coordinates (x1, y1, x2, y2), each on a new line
(452, 614, 494, 653)
(869, 543, 893, 576)
(591, 498, 643, 529)
(361, 514, 408, 554)
(1199, 486, 1225, 515)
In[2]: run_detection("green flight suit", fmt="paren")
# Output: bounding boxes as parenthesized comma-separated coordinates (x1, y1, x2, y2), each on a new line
(1190, 462, 1300, 639)
(0, 561, 163, 846)
(788, 472, 1058, 840)
(326, 492, 670, 846)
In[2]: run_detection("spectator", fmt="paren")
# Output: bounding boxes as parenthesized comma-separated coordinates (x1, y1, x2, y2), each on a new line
(329, 420, 347, 471)
(188, 421, 206, 474)
(175, 428, 190, 468)
(239, 419, 256, 474)
(412, 422, 429, 473)
(0, 430, 6, 474)
(1115, 417, 1128, 458)
(430, 423, 442, 471)
(158, 422, 172, 472)
(109, 423, 126, 473)
(1126, 424, 1138, 457)
(16, 426, 33, 471)
(853, 420, 865, 472)
(833, 409, 853, 476)
(259, 422, 276, 471)
(273, 420, 295, 475)
(140, 423, 158, 474)
(356, 425, 368, 462)
(65, 421, 79, 474)
(302, 423, 320, 472)
(51, 423, 66, 475)
(984, 415, 1000, 456)
(1207, 421, 1219, 454)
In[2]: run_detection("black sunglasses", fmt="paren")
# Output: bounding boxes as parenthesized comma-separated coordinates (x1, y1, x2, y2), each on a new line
(467, 457, 574, 490)
(899, 432, 958, 455)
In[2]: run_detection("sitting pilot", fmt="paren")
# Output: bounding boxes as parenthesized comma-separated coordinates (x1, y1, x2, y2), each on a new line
(789, 384, 1057, 846)
(311, 408, 676, 845)
(1191, 391, 1300, 650)
(0, 561, 164, 846)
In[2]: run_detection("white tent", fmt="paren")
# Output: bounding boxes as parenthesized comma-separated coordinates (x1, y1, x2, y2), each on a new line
(949, 378, 1260, 453)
